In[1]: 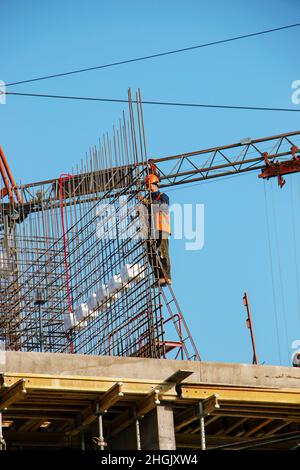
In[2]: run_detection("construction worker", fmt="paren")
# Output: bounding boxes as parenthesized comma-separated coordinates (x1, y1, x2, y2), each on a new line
(137, 173, 171, 286)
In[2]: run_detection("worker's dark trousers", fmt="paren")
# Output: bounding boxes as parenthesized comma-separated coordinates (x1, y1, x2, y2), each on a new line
(147, 235, 171, 281)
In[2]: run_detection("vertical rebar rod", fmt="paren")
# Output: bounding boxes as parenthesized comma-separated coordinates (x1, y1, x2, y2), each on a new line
(243, 292, 259, 365)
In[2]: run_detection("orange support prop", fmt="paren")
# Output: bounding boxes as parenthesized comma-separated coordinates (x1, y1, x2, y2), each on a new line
(0, 146, 23, 204)
(0, 155, 15, 204)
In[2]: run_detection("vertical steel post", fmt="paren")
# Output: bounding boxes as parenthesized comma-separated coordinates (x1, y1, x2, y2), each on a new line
(98, 413, 105, 450)
(135, 411, 141, 450)
(80, 432, 85, 450)
(0, 412, 6, 450)
(199, 401, 206, 451)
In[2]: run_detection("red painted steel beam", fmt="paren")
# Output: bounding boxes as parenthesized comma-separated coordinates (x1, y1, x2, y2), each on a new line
(258, 146, 300, 187)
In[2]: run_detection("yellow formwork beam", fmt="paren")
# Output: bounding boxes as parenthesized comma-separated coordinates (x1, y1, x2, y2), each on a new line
(136, 388, 160, 417)
(99, 382, 124, 412)
(0, 373, 177, 401)
(175, 395, 219, 431)
(0, 379, 27, 410)
(180, 385, 300, 406)
(110, 389, 162, 436)
(67, 382, 125, 436)
(1, 373, 300, 416)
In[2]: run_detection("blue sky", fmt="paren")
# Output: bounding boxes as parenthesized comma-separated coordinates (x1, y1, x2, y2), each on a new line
(1, 0, 300, 365)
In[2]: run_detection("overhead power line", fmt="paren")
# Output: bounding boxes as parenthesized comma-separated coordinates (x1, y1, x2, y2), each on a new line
(2, 22, 300, 88)
(4, 91, 300, 112)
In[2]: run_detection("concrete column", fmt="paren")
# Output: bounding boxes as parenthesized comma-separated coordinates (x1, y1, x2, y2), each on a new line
(140, 405, 176, 450)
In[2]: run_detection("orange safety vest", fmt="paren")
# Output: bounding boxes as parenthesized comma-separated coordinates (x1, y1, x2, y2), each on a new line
(152, 193, 171, 235)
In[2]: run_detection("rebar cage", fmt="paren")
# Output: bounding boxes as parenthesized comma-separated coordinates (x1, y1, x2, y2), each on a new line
(0, 90, 200, 361)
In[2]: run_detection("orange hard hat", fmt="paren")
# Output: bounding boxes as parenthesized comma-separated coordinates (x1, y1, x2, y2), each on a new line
(145, 174, 159, 185)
